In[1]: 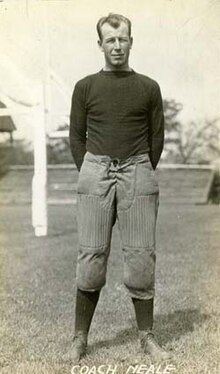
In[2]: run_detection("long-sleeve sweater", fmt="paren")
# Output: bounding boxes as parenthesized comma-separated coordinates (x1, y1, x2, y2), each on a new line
(69, 69, 164, 171)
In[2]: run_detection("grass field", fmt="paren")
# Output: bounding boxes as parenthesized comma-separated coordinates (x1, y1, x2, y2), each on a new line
(0, 200, 219, 374)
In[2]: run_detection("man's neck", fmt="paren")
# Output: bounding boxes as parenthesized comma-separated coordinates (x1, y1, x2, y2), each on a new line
(103, 66, 132, 72)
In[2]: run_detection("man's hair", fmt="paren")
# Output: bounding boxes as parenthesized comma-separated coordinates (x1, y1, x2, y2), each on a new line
(96, 13, 131, 42)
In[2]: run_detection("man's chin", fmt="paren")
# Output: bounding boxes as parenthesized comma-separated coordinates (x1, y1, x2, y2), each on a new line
(111, 60, 125, 66)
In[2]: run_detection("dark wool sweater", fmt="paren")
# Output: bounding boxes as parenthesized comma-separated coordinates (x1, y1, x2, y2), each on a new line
(69, 69, 164, 171)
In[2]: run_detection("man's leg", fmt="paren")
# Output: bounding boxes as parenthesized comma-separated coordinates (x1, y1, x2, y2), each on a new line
(132, 297, 153, 332)
(132, 296, 172, 361)
(75, 289, 100, 337)
(64, 288, 100, 363)
(67, 195, 115, 362)
(64, 156, 116, 362)
(118, 194, 171, 361)
(117, 157, 172, 361)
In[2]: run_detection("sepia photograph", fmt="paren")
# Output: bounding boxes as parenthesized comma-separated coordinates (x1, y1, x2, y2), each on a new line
(0, 1, 219, 373)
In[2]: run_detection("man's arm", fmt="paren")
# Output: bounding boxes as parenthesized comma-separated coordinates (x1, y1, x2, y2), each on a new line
(69, 81, 87, 171)
(148, 82, 164, 170)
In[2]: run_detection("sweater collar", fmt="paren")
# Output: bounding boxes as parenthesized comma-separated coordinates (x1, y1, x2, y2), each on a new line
(99, 68, 135, 77)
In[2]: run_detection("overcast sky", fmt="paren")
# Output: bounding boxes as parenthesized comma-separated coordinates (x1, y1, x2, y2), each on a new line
(0, 0, 220, 140)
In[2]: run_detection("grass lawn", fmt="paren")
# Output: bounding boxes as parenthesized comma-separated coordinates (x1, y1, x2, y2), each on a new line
(0, 203, 219, 374)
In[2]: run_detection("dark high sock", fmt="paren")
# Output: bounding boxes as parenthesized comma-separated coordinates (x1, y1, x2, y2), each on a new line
(132, 297, 154, 331)
(75, 288, 100, 336)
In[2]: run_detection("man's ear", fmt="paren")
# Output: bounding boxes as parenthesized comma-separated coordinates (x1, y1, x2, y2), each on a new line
(129, 36, 133, 49)
(97, 39, 104, 52)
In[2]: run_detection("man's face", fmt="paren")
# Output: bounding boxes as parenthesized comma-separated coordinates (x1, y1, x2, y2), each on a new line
(98, 21, 133, 70)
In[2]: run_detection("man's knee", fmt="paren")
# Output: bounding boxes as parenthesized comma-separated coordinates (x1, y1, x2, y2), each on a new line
(123, 246, 156, 299)
(76, 244, 109, 291)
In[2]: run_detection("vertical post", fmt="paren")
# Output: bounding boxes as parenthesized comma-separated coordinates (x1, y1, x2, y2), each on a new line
(32, 85, 48, 236)
(32, 2, 50, 236)
(9, 132, 13, 144)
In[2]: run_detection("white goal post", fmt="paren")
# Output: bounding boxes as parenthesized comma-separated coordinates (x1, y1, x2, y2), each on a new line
(31, 96, 48, 237)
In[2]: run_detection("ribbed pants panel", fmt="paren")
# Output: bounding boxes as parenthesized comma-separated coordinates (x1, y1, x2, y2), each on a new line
(77, 195, 114, 248)
(118, 195, 158, 249)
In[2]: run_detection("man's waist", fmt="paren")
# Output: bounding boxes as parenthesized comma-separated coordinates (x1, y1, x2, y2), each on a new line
(84, 150, 150, 166)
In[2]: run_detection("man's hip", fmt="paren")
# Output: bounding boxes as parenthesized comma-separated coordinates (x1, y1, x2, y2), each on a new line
(76, 151, 159, 211)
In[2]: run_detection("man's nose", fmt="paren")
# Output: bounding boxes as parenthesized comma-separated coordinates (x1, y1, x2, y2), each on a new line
(114, 38, 121, 49)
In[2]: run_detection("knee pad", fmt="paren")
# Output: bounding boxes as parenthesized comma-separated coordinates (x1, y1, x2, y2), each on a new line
(123, 246, 156, 299)
(76, 244, 109, 291)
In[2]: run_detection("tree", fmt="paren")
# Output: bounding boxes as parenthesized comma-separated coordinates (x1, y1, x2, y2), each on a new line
(174, 118, 220, 164)
(163, 99, 220, 164)
(163, 99, 183, 134)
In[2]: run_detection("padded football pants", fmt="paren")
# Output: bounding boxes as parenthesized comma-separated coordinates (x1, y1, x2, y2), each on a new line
(75, 151, 159, 299)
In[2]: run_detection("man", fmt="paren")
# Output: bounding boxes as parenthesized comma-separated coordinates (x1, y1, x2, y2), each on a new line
(68, 13, 172, 362)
